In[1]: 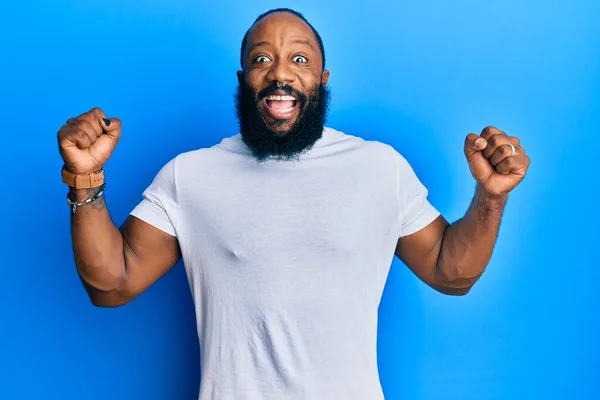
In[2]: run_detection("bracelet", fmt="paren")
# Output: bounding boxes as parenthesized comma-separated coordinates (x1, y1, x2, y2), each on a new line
(66, 183, 106, 214)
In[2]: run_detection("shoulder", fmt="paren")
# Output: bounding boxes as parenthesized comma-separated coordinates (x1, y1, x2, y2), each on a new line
(325, 128, 427, 193)
(325, 127, 406, 167)
(166, 134, 243, 172)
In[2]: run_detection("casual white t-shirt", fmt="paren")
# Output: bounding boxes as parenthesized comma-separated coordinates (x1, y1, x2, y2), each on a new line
(130, 127, 440, 400)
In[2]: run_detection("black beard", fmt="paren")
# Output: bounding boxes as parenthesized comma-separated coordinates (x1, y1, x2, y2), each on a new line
(235, 80, 330, 162)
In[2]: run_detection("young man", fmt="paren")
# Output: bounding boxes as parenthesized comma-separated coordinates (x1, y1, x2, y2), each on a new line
(57, 8, 530, 400)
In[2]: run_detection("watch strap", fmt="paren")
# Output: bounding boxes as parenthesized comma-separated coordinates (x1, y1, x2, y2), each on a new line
(62, 166, 105, 189)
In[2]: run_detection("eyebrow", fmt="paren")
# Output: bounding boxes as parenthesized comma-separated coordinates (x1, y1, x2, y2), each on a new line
(248, 41, 270, 52)
(290, 39, 316, 52)
(247, 39, 316, 53)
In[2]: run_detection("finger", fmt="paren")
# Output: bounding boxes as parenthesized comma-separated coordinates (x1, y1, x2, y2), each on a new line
(89, 117, 122, 156)
(480, 126, 505, 159)
(480, 126, 506, 140)
(60, 128, 93, 149)
(482, 133, 509, 159)
(69, 119, 98, 143)
(495, 154, 528, 175)
(77, 107, 121, 139)
(76, 107, 106, 137)
(464, 133, 488, 160)
(480, 127, 522, 157)
(489, 144, 519, 167)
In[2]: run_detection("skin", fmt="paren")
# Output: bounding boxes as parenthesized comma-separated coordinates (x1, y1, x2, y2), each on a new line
(58, 108, 180, 306)
(237, 12, 329, 134)
(58, 12, 530, 307)
(396, 127, 529, 295)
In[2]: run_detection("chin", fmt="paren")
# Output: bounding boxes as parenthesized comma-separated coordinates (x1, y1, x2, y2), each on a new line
(261, 114, 299, 136)
(268, 121, 297, 136)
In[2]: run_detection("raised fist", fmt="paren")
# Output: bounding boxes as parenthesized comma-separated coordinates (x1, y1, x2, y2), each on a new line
(57, 107, 121, 174)
(464, 126, 530, 197)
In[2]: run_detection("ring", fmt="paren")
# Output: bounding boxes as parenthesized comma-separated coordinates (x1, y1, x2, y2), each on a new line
(509, 144, 516, 156)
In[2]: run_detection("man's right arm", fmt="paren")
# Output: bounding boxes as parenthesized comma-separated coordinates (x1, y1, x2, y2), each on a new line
(59, 107, 180, 307)
(70, 186, 180, 307)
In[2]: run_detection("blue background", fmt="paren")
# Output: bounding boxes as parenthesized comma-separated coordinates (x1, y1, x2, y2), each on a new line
(1, 0, 599, 399)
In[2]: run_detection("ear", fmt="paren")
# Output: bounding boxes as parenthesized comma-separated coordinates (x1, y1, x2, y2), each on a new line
(237, 70, 244, 85)
(321, 70, 330, 86)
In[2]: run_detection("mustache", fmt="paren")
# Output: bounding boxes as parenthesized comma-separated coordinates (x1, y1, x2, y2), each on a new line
(256, 83, 308, 105)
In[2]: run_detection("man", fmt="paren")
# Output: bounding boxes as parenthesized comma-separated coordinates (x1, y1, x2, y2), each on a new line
(57, 8, 530, 400)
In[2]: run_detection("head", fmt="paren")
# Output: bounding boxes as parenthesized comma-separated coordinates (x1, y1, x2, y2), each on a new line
(236, 9, 331, 161)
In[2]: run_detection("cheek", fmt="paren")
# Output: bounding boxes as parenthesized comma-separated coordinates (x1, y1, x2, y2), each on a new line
(298, 70, 323, 91)
(246, 69, 268, 85)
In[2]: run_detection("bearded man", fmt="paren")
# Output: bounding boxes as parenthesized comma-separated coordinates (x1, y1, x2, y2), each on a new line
(56, 8, 530, 400)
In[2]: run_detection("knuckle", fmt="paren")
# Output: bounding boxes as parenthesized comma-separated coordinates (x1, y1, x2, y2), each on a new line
(90, 107, 103, 116)
(70, 129, 87, 140)
(67, 117, 84, 128)
(79, 119, 93, 130)
(69, 118, 84, 127)
(482, 126, 495, 135)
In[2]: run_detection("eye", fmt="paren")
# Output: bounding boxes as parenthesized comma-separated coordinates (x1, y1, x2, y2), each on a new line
(254, 55, 271, 63)
(293, 55, 308, 63)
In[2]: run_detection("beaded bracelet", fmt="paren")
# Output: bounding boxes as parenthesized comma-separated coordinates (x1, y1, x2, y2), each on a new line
(66, 183, 106, 214)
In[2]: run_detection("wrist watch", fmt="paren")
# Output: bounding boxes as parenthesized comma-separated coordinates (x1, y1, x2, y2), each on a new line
(61, 165, 105, 189)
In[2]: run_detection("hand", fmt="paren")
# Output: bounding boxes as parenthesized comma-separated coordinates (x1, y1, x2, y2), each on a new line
(464, 126, 530, 198)
(57, 107, 121, 174)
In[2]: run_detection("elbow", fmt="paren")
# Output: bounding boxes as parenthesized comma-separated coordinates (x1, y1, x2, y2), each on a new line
(436, 284, 473, 296)
(436, 262, 462, 283)
(434, 271, 478, 296)
(435, 264, 482, 296)
(79, 271, 130, 308)
(89, 295, 129, 308)
(84, 284, 131, 308)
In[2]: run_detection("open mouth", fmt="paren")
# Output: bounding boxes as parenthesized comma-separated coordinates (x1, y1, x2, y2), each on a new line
(262, 94, 300, 120)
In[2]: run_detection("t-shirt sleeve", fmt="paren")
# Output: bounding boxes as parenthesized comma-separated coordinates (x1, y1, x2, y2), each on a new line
(129, 157, 179, 237)
(394, 151, 441, 237)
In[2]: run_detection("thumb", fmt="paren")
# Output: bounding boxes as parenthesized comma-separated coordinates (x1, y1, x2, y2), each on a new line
(464, 133, 487, 160)
(99, 117, 122, 137)
(92, 117, 122, 157)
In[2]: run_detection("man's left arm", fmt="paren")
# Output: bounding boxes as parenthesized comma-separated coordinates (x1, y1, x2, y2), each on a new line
(395, 126, 531, 295)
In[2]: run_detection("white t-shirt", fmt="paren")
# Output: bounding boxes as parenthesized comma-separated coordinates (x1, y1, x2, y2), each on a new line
(130, 127, 440, 400)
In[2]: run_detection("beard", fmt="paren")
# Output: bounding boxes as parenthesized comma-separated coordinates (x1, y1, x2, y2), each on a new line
(235, 79, 330, 162)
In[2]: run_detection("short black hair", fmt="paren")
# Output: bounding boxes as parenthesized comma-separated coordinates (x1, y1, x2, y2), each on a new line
(239, 8, 326, 70)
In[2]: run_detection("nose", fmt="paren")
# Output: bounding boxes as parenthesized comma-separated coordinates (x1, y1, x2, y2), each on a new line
(266, 59, 295, 86)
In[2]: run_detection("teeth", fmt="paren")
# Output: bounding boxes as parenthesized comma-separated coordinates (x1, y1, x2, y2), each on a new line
(266, 95, 296, 101)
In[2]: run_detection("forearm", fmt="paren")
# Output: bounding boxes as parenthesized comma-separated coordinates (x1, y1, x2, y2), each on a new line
(69, 187, 127, 291)
(436, 184, 507, 285)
